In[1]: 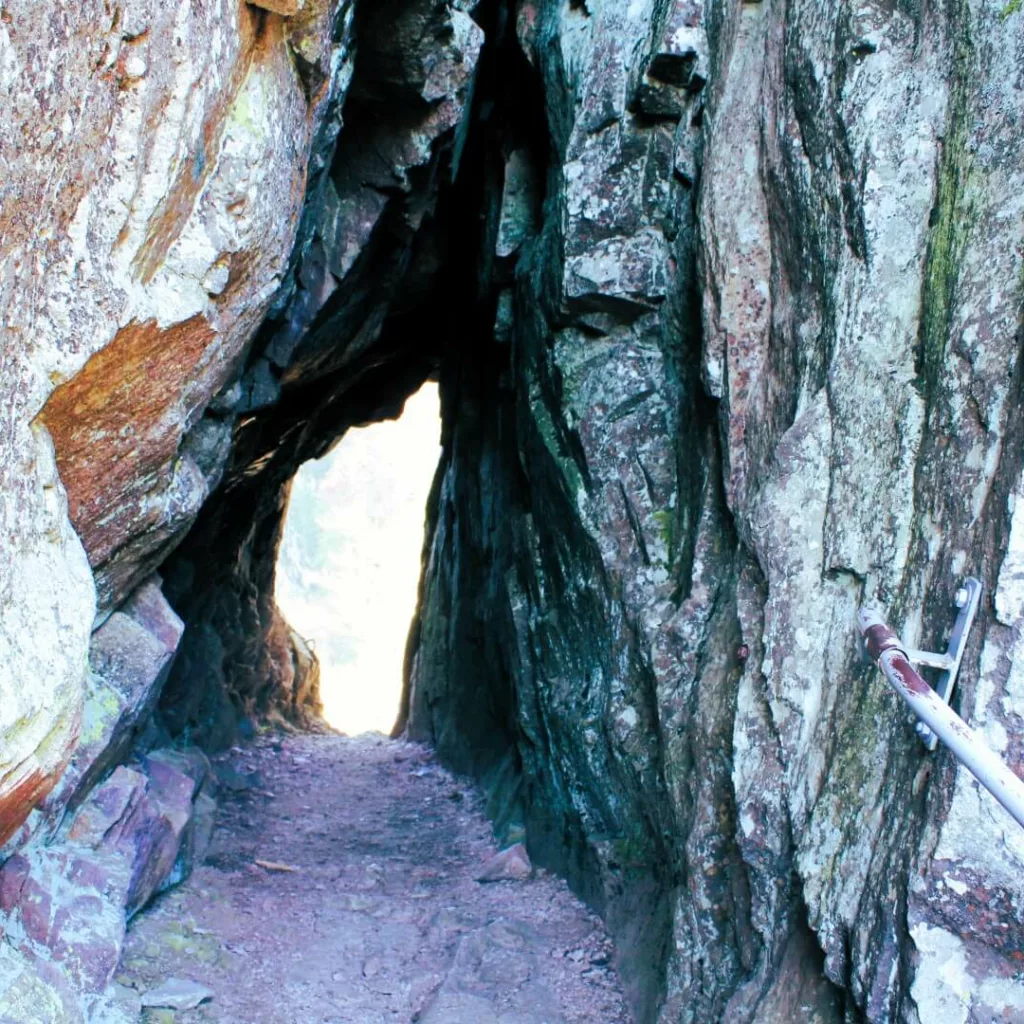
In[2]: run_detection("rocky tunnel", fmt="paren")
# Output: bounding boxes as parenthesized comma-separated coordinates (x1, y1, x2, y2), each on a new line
(140, 4, 683, 1009)
(4, 0, 1024, 1021)
(153, 0, 543, 754)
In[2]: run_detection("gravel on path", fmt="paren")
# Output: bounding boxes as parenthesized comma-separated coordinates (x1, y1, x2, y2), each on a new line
(119, 732, 633, 1024)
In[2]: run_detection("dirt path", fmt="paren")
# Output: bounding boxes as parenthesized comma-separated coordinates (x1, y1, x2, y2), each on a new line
(118, 733, 632, 1023)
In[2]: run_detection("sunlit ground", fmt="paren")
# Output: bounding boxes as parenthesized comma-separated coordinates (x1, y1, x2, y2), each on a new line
(275, 383, 441, 735)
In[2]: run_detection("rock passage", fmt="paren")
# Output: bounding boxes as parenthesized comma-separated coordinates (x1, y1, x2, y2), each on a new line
(118, 733, 631, 1023)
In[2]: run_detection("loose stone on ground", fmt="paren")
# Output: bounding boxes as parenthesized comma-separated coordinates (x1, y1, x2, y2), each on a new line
(118, 733, 631, 1023)
(140, 978, 214, 1010)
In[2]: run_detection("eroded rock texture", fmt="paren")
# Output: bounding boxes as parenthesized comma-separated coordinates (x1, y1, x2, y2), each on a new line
(0, 0, 354, 852)
(1, 0, 1023, 1021)
(406, 1, 1024, 1021)
(157, 0, 483, 746)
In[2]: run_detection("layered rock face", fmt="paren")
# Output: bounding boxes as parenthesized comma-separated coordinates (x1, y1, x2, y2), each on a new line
(0, 0, 354, 844)
(1, 0, 1023, 1021)
(0, 0, 356, 1016)
(406, 1, 1024, 1021)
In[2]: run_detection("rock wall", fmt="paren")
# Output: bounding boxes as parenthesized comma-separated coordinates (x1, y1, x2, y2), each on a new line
(0, 0, 355, 1016)
(1, 0, 1023, 1021)
(156, 0, 483, 747)
(0, 0, 355, 844)
(406, 1, 1024, 1021)
(1, 0, 484, 1014)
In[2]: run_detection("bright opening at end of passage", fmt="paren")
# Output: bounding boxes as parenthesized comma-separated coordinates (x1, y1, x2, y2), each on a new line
(275, 382, 441, 735)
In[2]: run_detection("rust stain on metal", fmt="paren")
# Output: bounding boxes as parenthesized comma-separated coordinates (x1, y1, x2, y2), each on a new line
(887, 652, 932, 696)
(863, 622, 903, 663)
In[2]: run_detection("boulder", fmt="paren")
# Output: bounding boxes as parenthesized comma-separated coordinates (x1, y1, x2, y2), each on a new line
(475, 844, 533, 883)
(0, 751, 214, 1011)
(140, 977, 214, 1011)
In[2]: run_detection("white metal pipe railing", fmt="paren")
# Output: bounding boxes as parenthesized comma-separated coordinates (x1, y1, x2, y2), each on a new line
(858, 607, 1024, 831)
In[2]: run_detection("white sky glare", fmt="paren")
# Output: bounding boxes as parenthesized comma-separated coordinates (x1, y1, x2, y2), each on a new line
(275, 383, 442, 735)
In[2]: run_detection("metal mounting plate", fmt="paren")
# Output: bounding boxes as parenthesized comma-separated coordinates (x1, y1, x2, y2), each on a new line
(910, 577, 982, 751)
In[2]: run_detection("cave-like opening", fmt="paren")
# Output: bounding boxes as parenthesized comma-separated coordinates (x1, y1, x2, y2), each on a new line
(129, 0, 662, 998)
(154, 0, 545, 757)
(2, 0, 708, 1018)
(142, 0, 638, 974)
(274, 381, 442, 735)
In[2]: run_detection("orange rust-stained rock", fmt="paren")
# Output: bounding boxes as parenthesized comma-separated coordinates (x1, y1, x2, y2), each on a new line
(0, 768, 60, 849)
(0, 699, 81, 852)
(39, 316, 217, 575)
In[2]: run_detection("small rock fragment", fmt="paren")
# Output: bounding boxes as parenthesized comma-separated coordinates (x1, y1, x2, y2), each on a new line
(124, 56, 147, 79)
(254, 858, 300, 873)
(141, 978, 214, 1010)
(213, 763, 259, 792)
(475, 843, 532, 883)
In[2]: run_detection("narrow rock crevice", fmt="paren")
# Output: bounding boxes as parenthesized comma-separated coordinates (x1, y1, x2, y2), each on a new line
(4, 2, 1024, 1023)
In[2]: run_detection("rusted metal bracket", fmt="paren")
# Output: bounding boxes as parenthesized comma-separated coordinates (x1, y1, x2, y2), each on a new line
(902, 578, 982, 751)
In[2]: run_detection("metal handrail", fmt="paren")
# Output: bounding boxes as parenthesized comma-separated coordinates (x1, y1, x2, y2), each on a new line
(858, 607, 1024, 831)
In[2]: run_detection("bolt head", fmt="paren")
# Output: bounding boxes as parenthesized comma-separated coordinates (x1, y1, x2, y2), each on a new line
(955, 587, 969, 609)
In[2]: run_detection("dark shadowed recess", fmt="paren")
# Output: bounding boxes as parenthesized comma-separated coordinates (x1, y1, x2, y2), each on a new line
(399, 3, 679, 1018)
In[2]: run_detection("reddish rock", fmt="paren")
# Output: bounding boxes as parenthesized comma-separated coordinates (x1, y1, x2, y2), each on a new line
(91, 765, 195, 917)
(67, 767, 148, 848)
(0, 846, 131, 992)
(0, 751, 212, 1001)
(0, 767, 65, 851)
(39, 317, 218, 606)
(0, 943, 86, 1024)
(44, 578, 184, 825)
(143, 749, 210, 799)
(122, 576, 187, 654)
(0, 854, 31, 915)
